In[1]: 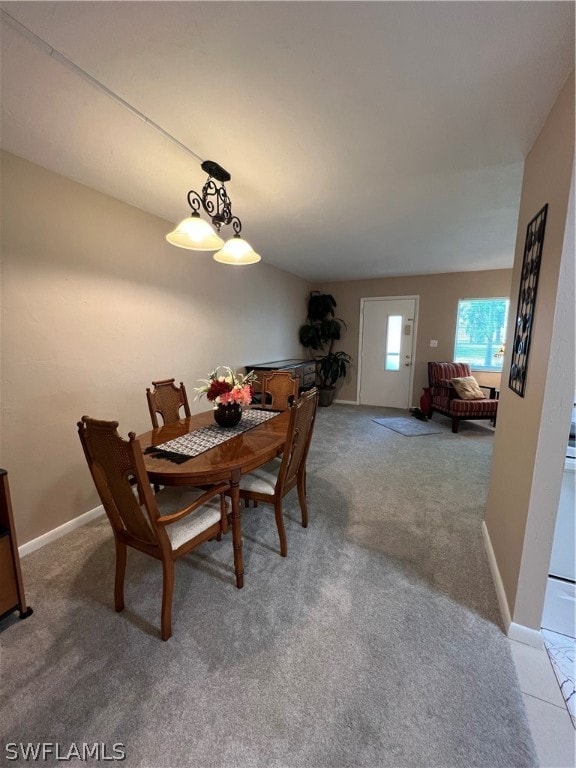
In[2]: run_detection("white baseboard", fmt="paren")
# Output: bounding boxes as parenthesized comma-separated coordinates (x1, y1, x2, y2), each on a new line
(482, 520, 512, 629)
(481, 521, 544, 649)
(19, 504, 105, 558)
(508, 622, 544, 649)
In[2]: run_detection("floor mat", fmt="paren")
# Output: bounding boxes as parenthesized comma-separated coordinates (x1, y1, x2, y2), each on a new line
(373, 416, 444, 436)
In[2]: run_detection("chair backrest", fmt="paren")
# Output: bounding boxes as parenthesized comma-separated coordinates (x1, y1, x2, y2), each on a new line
(261, 370, 299, 410)
(146, 378, 191, 428)
(428, 362, 472, 387)
(277, 387, 319, 492)
(77, 416, 161, 546)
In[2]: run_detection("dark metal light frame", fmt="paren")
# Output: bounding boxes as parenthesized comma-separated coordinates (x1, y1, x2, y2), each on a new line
(167, 159, 260, 263)
(186, 160, 243, 236)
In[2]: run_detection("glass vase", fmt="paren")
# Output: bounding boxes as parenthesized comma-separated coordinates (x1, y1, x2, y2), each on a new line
(214, 402, 242, 428)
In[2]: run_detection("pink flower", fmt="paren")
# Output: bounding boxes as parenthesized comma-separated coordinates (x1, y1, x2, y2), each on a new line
(235, 385, 253, 406)
(219, 384, 253, 406)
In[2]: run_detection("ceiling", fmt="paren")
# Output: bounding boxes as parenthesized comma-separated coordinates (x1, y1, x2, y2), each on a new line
(1, 2, 574, 282)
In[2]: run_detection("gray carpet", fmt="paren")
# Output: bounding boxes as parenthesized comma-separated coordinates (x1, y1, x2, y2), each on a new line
(0, 405, 537, 768)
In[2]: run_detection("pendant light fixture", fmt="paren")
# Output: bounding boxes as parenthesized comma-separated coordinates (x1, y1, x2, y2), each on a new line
(166, 160, 261, 265)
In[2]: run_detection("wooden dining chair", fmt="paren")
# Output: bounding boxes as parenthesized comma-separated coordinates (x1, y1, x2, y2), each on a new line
(146, 378, 191, 428)
(239, 387, 319, 557)
(77, 416, 230, 641)
(261, 370, 299, 410)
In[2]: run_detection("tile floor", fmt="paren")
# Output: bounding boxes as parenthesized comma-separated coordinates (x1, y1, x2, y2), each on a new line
(542, 629, 576, 728)
(510, 636, 576, 767)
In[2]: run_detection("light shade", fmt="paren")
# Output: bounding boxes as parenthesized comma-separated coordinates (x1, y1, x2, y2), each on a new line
(165, 214, 224, 251)
(213, 236, 261, 265)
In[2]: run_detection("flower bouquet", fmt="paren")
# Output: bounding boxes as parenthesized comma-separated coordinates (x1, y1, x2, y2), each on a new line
(195, 367, 257, 426)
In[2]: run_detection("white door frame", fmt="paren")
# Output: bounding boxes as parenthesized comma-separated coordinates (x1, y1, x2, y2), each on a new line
(357, 295, 420, 407)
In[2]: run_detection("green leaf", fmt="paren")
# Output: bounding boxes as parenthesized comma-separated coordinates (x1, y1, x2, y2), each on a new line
(307, 292, 337, 321)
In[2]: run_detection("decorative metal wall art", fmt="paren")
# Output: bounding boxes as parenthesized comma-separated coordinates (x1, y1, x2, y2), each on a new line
(509, 203, 548, 397)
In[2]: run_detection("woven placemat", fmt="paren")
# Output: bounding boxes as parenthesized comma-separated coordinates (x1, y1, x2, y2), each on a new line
(145, 408, 280, 463)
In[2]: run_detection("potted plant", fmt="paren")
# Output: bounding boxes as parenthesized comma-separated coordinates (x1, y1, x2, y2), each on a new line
(299, 291, 352, 407)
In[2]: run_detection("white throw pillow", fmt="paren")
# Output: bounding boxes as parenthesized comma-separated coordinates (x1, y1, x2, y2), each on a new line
(451, 376, 485, 400)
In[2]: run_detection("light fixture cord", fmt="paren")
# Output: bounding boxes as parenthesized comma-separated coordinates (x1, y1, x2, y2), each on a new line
(0, 7, 205, 165)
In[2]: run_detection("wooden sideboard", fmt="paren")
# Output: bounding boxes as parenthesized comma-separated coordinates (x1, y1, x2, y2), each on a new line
(0, 469, 32, 622)
(246, 359, 316, 396)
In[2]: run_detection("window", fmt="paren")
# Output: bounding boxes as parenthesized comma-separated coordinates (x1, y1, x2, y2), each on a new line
(454, 298, 509, 372)
(385, 315, 402, 371)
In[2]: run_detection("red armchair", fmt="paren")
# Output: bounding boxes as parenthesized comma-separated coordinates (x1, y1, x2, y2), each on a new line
(427, 362, 499, 433)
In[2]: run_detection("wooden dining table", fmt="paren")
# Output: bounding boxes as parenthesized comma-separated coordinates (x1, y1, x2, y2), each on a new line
(137, 408, 290, 589)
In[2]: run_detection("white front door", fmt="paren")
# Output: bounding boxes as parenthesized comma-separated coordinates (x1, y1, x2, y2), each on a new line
(359, 297, 417, 408)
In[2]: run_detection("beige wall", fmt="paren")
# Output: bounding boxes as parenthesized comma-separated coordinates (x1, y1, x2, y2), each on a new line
(0, 151, 310, 544)
(313, 270, 512, 403)
(485, 72, 575, 630)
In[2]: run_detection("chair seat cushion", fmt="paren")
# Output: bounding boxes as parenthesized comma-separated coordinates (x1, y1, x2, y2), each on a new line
(451, 376, 486, 400)
(156, 487, 223, 550)
(240, 457, 282, 495)
(449, 398, 498, 416)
